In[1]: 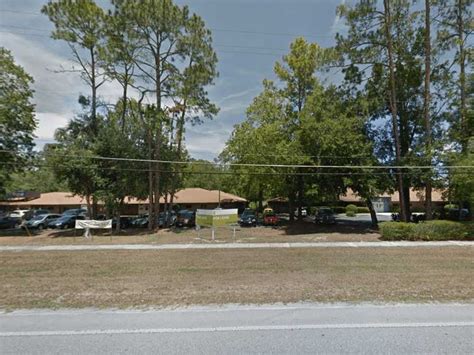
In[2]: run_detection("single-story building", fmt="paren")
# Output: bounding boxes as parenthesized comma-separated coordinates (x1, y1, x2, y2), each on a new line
(0, 188, 247, 215)
(339, 188, 446, 212)
(267, 188, 446, 213)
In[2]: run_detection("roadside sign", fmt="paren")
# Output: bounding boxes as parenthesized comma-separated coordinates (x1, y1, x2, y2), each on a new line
(196, 209, 238, 227)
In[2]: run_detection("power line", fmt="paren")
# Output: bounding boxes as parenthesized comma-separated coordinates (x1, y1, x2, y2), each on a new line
(0, 161, 395, 176)
(0, 28, 287, 56)
(0, 9, 333, 39)
(1, 150, 472, 170)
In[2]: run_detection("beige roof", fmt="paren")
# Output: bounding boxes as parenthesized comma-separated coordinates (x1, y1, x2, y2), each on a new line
(1, 188, 247, 207)
(340, 188, 445, 203)
(0, 192, 87, 206)
(125, 188, 247, 205)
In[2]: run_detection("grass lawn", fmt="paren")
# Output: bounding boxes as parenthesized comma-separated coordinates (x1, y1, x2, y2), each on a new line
(0, 247, 472, 309)
(0, 222, 381, 245)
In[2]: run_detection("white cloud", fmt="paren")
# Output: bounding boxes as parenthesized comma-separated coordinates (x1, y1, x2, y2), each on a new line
(34, 112, 69, 141)
(330, 0, 347, 35)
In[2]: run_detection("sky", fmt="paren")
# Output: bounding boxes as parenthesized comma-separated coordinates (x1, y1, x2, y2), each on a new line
(0, 0, 347, 160)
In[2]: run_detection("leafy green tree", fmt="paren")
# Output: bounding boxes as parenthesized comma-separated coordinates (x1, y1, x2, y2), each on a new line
(436, 0, 473, 152)
(42, 0, 107, 133)
(336, 0, 431, 222)
(5, 147, 68, 193)
(0, 47, 36, 194)
(182, 160, 223, 191)
(110, 0, 219, 229)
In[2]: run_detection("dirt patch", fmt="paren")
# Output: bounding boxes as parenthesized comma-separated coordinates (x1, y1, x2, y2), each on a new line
(0, 247, 472, 309)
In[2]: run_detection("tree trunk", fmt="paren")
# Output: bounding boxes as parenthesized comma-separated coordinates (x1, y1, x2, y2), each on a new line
(92, 196, 98, 219)
(258, 184, 263, 213)
(153, 50, 163, 231)
(424, 0, 433, 219)
(288, 189, 295, 222)
(90, 47, 97, 133)
(85, 194, 92, 219)
(168, 106, 186, 226)
(457, 0, 468, 152)
(297, 174, 304, 221)
(383, 0, 408, 222)
(366, 197, 378, 228)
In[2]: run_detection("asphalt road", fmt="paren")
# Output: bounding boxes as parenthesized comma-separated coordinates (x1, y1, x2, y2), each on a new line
(1, 303, 472, 354)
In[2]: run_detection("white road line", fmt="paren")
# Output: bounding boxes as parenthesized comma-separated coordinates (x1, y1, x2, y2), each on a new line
(1, 322, 473, 337)
(0, 241, 472, 252)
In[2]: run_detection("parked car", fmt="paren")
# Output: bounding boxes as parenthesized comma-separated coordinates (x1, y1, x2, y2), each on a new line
(295, 208, 308, 217)
(24, 209, 51, 221)
(176, 210, 195, 228)
(9, 209, 29, 219)
(23, 214, 61, 230)
(263, 211, 279, 226)
(62, 208, 87, 217)
(0, 216, 21, 229)
(48, 215, 85, 229)
(131, 216, 149, 228)
(158, 211, 177, 227)
(314, 207, 336, 224)
(411, 213, 426, 223)
(239, 209, 257, 227)
(112, 216, 134, 229)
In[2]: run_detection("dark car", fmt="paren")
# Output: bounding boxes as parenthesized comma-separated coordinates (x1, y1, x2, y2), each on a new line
(176, 210, 195, 228)
(23, 214, 61, 230)
(239, 210, 257, 227)
(131, 216, 149, 228)
(314, 207, 336, 224)
(112, 216, 133, 229)
(48, 215, 85, 229)
(158, 211, 177, 227)
(0, 216, 21, 229)
(24, 209, 51, 221)
(62, 208, 88, 217)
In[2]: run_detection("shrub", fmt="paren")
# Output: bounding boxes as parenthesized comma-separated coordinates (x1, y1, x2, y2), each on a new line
(309, 207, 317, 215)
(345, 204, 358, 217)
(379, 222, 415, 240)
(357, 207, 370, 213)
(444, 204, 458, 210)
(413, 220, 471, 241)
(379, 220, 473, 241)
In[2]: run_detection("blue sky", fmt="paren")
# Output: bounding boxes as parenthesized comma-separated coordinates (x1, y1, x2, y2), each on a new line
(0, 0, 346, 160)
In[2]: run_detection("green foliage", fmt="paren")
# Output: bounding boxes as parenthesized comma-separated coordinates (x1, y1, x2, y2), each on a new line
(379, 222, 415, 240)
(380, 221, 473, 241)
(449, 139, 474, 206)
(345, 204, 358, 216)
(357, 207, 370, 213)
(182, 160, 223, 191)
(0, 47, 36, 194)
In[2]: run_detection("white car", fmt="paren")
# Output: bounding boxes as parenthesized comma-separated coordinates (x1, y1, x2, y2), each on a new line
(9, 209, 29, 218)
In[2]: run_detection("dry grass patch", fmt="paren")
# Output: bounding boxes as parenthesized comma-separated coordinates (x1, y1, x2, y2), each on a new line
(0, 247, 472, 309)
(0, 224, 380, 246)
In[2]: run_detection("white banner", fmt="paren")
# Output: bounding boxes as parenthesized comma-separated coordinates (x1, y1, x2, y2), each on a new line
(75, 219, 112, 229)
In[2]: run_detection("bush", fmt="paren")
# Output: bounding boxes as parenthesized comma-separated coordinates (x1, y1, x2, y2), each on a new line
(444, 204, 458, 210)
(413, 220, 471, 240)
(379, 222, 415, 240)
(345, 204, 358, 217)
(357, 207, 370, 213)
(380, 220, 473, 241)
